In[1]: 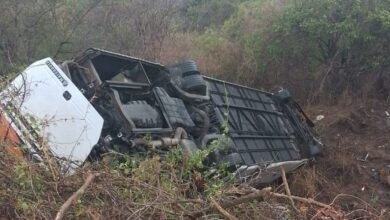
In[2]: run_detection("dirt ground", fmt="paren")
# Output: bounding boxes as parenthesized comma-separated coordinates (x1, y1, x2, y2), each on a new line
(288, 100, 390, 217)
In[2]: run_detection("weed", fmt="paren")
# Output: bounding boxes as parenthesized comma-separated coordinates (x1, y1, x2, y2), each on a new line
(106, 154, 143, 176)
(166, 147, 182, 166)
(16, 197, 30, 213)
(370, 193, 379, 206)
(13, 161, 44, 194)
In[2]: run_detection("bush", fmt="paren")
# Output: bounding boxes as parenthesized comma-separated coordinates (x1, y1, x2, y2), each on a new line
(183, 0, 390, 103)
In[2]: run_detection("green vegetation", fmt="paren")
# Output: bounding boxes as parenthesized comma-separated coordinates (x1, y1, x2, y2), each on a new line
(188, 0, 390, 103)
(0, 136, 240, 219)
(1, 0, 389, 103)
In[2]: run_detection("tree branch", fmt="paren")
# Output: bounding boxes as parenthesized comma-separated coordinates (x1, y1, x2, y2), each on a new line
(55, 173, 99, 220)
(210, 196, 239, 220)
(280, 167, 298, 212)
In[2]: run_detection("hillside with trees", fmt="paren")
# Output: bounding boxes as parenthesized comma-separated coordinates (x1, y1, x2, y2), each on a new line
(1, 0, 390, 103)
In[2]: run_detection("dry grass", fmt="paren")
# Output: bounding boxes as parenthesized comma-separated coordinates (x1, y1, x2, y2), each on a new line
(1, 143, 387, 220)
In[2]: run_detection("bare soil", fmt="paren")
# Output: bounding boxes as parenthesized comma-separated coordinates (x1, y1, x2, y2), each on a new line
(289, 100, 390, 216)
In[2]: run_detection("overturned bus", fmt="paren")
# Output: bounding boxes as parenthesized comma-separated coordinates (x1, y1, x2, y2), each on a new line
(0, 48, 322, 184)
